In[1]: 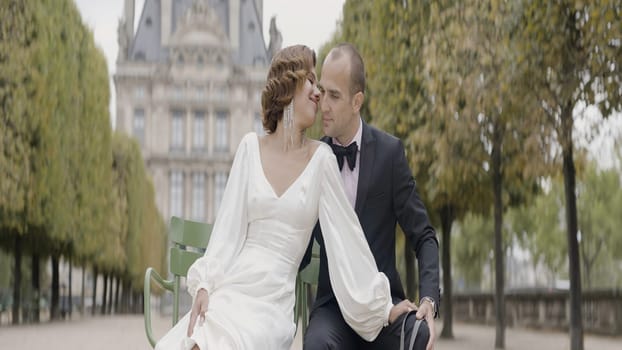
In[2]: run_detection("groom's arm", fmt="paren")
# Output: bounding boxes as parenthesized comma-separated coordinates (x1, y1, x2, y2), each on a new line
(391, 139, 440, 316)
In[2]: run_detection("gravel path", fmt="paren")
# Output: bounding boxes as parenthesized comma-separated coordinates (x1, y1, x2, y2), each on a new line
(0, 314, 619, 349)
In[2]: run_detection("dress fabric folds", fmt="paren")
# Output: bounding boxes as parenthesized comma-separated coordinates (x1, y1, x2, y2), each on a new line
(155, 133, 392, 350)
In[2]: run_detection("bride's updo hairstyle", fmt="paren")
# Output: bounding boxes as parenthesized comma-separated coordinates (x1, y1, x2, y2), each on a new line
(261, 45, 316, 134)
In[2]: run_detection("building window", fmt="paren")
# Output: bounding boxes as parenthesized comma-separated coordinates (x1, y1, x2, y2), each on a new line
(171, 109, 185, 151)
(192, 172, 205, 221)
(173, 85, 183, 100)
(215, 111, 229, 153)
(214, 172, 227, 215)
(170, 170, 184, 218)
(134, 86, 145, 99)
(214, 85, 228, 101)
(193, 111, 206, 151)
(133, 108, 145, 145)
(254, 112, 264, 136)
(195, 86, 206, 101)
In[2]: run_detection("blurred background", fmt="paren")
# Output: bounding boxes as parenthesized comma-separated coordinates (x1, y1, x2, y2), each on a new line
(1, 1, 621, 349)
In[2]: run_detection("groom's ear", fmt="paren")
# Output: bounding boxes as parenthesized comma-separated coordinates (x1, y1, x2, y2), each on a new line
(352, 91, 364, 113)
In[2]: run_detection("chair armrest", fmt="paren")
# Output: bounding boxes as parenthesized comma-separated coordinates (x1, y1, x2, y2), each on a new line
(144, 267, 175, 348)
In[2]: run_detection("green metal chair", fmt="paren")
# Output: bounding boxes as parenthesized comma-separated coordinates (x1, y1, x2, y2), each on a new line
(294, 241, 320, 335)
(144, 216, 213, 348)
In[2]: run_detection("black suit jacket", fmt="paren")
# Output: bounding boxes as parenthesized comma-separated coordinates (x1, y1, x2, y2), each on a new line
(302, 120, 440, 313)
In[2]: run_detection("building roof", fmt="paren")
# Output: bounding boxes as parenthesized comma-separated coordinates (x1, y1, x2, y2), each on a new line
(129, 0, 269, 66)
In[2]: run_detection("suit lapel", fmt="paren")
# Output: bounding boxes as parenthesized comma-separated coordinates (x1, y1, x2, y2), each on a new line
(355, 121, 375, 216)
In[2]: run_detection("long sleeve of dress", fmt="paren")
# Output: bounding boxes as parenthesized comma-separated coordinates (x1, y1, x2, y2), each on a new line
(317, 147, 393, 341)
(186, 134, 251, 300)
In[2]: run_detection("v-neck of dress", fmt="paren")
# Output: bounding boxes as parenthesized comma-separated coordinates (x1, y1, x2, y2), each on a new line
(254, 134, 322, 199)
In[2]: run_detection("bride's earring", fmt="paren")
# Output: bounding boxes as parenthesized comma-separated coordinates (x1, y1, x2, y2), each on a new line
(283, 99, 294, 150)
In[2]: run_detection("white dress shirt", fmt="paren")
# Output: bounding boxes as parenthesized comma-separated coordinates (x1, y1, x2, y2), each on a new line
(332, 118, 362, 208)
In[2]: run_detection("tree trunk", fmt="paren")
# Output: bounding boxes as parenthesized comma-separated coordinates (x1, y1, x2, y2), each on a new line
(68, 257, 72, 318)
(31, 254, 40, 323)
(439, 205, 455, 339)
(81, 263, 86, 315)
(114, 276, 121, 314)
(493, 124, 505, 349)
(122, 280, 130, 313)
(91, 267, 97, 316)
(51, 255, 60, 321)
(561, 104, 583, 350)
(101, 273, 108, 315)
(12, 236, 22, 325)
(107, 275, 114, 314)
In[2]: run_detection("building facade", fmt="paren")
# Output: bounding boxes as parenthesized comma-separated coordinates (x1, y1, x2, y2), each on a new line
(115, 0, 279, 223)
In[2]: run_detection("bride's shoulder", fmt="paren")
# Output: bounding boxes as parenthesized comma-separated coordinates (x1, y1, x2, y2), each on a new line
(240, 132, 260, 146)
(309, 140, 330, 156)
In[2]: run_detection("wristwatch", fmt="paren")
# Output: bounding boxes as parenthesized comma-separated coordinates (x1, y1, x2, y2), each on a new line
(419, 296, 436, 317)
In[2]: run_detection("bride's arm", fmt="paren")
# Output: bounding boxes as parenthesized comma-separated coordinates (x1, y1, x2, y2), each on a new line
(186, 133, 252, 300)
(317, 146, 393, 341)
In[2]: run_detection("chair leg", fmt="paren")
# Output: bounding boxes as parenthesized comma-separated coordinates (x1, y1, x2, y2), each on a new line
(173, 276, 180, 326)
(301, 284, 308, 334)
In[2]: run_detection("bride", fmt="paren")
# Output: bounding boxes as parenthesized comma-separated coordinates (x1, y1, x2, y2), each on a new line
(155, 45, 412, 350)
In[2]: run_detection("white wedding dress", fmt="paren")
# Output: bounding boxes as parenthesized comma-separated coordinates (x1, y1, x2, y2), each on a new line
(155, 133, 392, 350)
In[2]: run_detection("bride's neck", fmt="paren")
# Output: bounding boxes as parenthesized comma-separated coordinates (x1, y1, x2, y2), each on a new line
(271, 122, 306, 151)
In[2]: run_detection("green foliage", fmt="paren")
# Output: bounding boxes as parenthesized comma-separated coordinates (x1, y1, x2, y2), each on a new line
(508, 179, 567, 285)
(0, 0, 168, 309)
(505, 165, 622, 290)
(577, 164, 622, 288)
(452, 213, 494, 291)
(518, 3, 622, 345)
(112, 132, 167, 290)
(0, 0, 34, 231)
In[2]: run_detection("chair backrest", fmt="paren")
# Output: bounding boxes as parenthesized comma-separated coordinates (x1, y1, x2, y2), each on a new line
(168, 216, 212, 277)
(299, 242, 320, 284)
(144, 216, 213, 347)
(295, 241, 321, 335)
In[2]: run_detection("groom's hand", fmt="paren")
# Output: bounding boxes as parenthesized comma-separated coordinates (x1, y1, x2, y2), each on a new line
(187, 288, 209, 337)
(416, 299, 436, 350)
(388, 299, 417, 324)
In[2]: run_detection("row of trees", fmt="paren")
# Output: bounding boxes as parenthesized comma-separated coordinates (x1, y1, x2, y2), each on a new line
(454, 161, 622, 291)
(326, 0, 621, 349)
(0, 0, 167, 323)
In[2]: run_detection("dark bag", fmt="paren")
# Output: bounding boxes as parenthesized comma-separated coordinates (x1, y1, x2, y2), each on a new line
(399, 310, 423, 350)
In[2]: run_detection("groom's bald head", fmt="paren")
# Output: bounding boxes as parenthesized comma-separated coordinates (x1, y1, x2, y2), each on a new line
(325, 43, 365, 97)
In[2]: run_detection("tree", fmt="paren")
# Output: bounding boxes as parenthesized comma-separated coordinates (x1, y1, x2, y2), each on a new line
(577, 164, 622, 289)
(0, 0, 162, 322)
(508, 179, 567, 287)
(0, 0, 32, 233)
(423, 2, 552, 344)
(452, 213, 494, 291)
(518, 2, 622, 348)
(111, 132, 167, 311)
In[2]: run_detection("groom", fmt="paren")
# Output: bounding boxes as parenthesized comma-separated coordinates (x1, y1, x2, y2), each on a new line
(301, 43, 440, 350)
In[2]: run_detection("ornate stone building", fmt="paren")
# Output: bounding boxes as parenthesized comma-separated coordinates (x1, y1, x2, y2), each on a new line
(115, 0, 280, 223)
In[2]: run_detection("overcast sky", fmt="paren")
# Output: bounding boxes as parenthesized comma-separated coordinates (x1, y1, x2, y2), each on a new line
(73, 0, 345, 126)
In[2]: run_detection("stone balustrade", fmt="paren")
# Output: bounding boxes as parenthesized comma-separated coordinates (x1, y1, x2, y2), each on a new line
(453, 289, 622, 335)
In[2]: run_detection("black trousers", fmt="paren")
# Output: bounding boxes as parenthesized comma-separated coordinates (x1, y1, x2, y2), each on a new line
(303, 301, 430, 350)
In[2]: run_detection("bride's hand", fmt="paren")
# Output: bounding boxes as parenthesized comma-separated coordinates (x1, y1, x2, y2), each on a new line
(187, 289, 209, 337)
(388, 299, 417, 324)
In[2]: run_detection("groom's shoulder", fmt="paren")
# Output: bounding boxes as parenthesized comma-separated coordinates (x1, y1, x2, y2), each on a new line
(367, 123, 402, 150)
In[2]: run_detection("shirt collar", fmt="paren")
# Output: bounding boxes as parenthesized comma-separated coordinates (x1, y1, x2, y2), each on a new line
(333, 117, 362, 151)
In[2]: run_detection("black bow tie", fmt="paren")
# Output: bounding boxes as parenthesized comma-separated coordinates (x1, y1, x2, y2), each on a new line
(330, 142, 358, 171)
